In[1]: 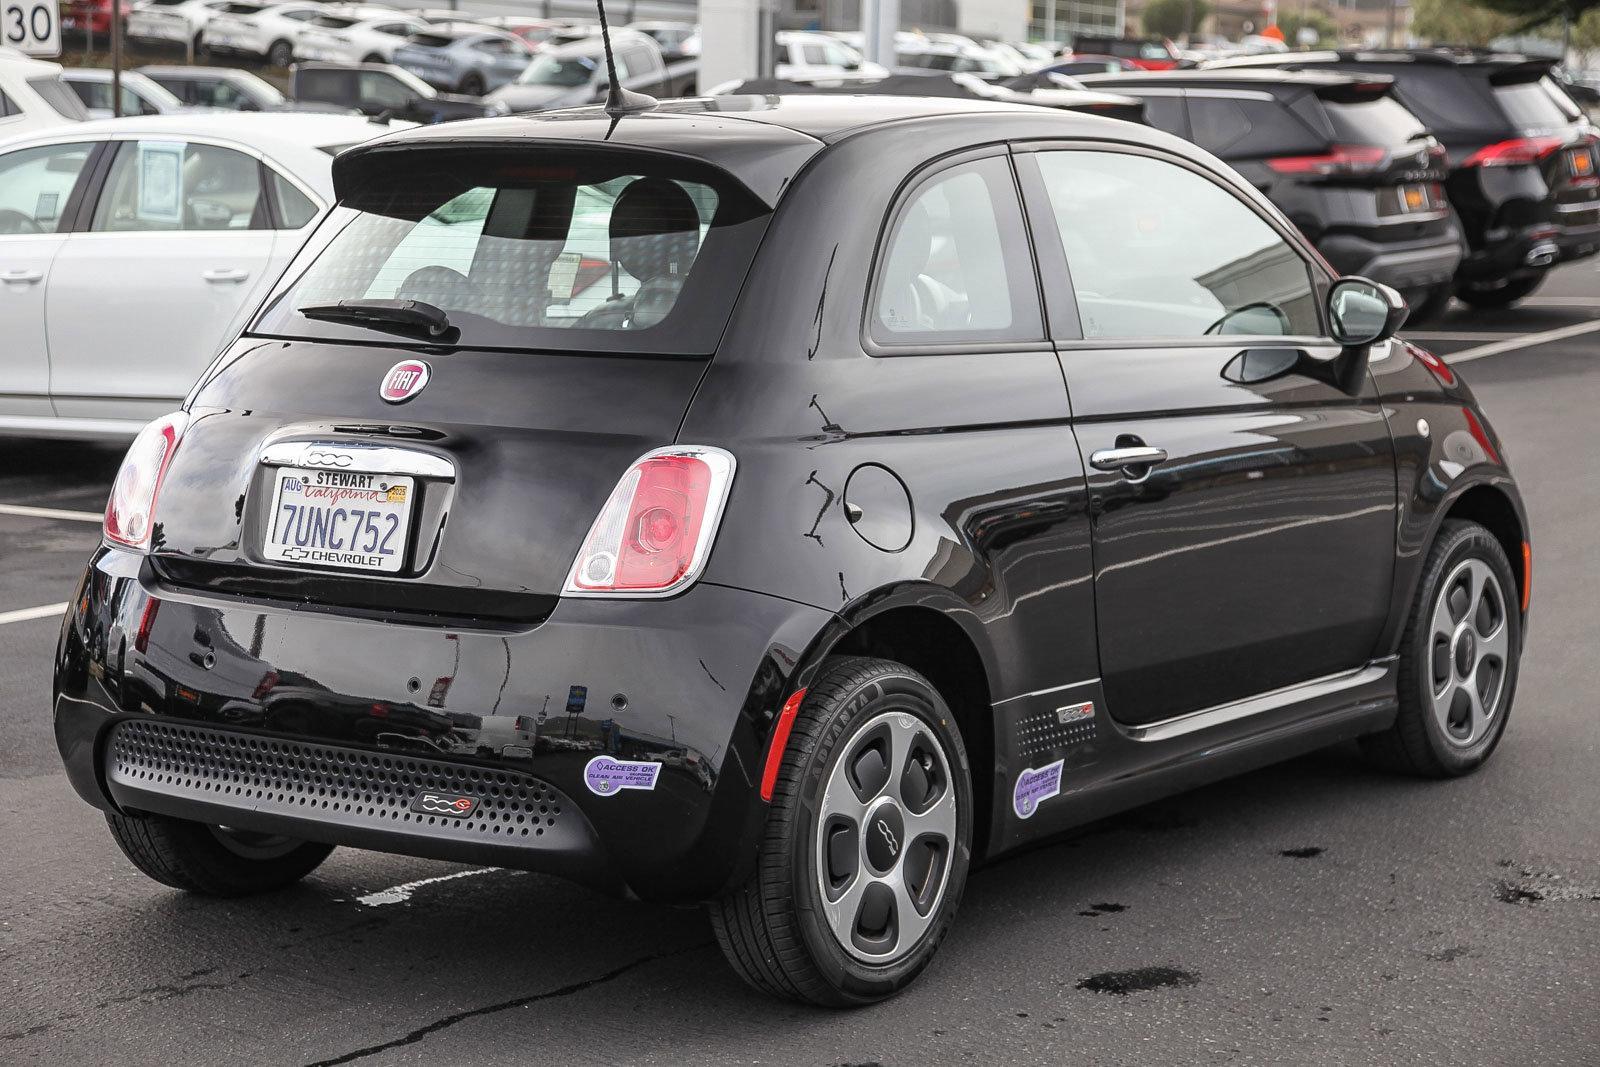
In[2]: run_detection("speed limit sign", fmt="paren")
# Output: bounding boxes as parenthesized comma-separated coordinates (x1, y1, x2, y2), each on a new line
(3, 0, 61, 58)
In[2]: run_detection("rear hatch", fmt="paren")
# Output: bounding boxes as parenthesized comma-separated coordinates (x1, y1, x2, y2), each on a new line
(154, 141, 775, 624)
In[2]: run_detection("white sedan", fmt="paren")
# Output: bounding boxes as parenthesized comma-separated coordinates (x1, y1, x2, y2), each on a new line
(201, 0, 326, 67)
(0, 50, 91, 137)
(0, 113, 393, 439)
(126, 0, 231, 52)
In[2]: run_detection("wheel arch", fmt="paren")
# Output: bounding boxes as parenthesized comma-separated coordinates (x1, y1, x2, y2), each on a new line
(1441, 481, 1528, 614)
(787, 583, 999, 858)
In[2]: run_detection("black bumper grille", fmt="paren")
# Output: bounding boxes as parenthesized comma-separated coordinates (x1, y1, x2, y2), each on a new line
(107, 718, 568, 843)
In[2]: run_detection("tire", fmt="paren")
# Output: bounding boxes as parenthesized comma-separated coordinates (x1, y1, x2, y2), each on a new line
(709, 656, 973, 1006)
(105, 811, 333, 896)
(1407, 284, 1453, 324)
(458, 73, 486, 96)
(1360, 520, 1522, 777)
(266, 38, 293, 68)
(1455, 273, 1545, 310)
(362, 53, 384, 64)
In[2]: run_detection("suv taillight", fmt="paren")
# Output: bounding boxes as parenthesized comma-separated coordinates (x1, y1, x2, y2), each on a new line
(563, 446, 735, 598)
(1462, 135, 1566, 168)
(1266, 144, 1387, 177)
(104, 412, 189, 550)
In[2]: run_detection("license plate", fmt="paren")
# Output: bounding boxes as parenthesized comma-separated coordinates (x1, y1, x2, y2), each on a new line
(263, 468, 413, 573)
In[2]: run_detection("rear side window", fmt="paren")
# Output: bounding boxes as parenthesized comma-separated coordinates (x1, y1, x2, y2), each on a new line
(1493, 80, 1574, 131)
(92, 141, 266, 232)
(1187, 95, 1322, 159)
(254, 147, 771, 355)
(1323, 95, 1428, 146)
(873, 156, 1042, 346)
(0, 142, 92, 234)
(270, 171, 318, 228)
(28, 77, 91, 120)
(1035, 150, 1319, 340)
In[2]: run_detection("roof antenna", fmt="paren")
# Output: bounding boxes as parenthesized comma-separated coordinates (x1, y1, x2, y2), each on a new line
(596, 0, 656, 117)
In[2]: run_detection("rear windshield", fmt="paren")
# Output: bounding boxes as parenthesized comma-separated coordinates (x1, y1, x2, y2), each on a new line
(1323, 95, 1428, 146)
(1381, 66, 1501, 133)
(1494, 79, 1576, 131)
(252, 147, 771, 355)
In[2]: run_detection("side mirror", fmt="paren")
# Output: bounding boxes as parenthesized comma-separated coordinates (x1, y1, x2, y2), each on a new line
(1327, 277, 1407, 393)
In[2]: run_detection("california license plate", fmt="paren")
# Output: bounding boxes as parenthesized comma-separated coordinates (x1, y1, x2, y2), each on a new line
(263, 468, 413, 573)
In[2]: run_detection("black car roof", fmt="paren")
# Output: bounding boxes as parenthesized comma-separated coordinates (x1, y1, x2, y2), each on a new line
(1206, 49, 1459, 70)
(337, 95, 1132, 205)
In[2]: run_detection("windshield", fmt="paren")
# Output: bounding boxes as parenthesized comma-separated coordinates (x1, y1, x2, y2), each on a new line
(518, 51, 598, 86)
(1324, 95, 1428, 146)
(253, 147, 771, 355)
(29, 77, 89, 120)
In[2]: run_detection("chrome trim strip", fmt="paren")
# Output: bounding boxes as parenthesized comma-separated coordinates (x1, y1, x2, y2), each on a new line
(993, 677, 1100, 707)
(259, 440, 456, 481)
(1126, 662, 1390, 743)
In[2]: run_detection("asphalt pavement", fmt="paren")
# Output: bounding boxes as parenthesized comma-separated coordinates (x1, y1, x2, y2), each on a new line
(3, 263, 1598, 1065)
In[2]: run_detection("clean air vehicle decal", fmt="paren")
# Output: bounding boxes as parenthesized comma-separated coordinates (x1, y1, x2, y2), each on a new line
(1012, 759, 1065, 820)
(584, 756, 663, 796)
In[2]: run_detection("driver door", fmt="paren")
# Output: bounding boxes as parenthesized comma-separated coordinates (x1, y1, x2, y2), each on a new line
(1018, 145, 1398, 726)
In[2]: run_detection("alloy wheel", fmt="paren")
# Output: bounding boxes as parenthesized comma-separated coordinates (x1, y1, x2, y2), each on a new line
(815, 709, 957, 964)
(1428, 558, 1510, 747)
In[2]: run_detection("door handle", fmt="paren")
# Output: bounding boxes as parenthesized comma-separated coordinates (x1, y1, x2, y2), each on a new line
(1, 269, 43, 284)
(202, 268, 250, 283)
(1090, 445, 1168, 475)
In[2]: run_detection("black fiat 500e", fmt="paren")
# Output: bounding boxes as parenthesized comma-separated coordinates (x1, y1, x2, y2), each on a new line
(55, 96, 1530, 1005)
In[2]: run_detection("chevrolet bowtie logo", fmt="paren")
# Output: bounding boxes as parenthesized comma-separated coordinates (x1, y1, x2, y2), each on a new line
(281, 547, 309, 560)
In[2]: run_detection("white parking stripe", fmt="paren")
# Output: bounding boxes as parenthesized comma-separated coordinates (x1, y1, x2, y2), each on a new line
(0, 603, 67, 626)
(1520, 296, 1600, 307)
(1444, 320, 1600, 365)
(0, 504, 102, 523)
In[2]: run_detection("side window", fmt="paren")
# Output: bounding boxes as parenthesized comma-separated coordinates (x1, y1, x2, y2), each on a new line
(298, 68, 349, 103)
(799, 43, 828, 65)
(0, 88, 15, 117)
(1134, 94, 1185, 137)
(281, 8, 316, 20)
(621, 46, 653, 76)
(0, 142, 93, 234)
(92, 141, 266, 232)
(359, 72, 413, 108)
(873, 156, 1043, 346)
(1034, 150, 1319, 340)
(269, 170, 318, 228)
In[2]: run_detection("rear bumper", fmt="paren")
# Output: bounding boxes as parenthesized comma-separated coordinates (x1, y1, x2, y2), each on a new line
(54, 546, 834, 902)
(1554, 206, 1600, 263)
(1319, 230, 1462, 294)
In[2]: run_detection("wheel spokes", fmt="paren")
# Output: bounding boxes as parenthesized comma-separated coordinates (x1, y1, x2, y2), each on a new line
(1428, 558, 1511, 748)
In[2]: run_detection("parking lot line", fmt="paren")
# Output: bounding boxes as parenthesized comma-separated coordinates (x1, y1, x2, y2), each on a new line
(1445, 320, 1600, 365)
(0, 504, 102, 523)
(0, 603, 67, 626)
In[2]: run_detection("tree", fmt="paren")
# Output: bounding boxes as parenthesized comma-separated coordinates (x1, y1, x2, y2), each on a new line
(1141, 0, 1210, 39)
(1411, 0, 1516, 45)
(1277, 9, 1339, 46)
(1478, 0, 1600, 34)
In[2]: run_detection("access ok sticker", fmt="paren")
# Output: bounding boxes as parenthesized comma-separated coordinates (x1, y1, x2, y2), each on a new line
(1012, 759, 1064, 820)
(583, 756, 662, 797)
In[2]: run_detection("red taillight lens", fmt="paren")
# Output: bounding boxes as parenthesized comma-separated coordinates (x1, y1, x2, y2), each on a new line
(564, 446, 735, 597)
(104, 412, 189, 550)
(1266, 144, 1387, 177)
(1462, 135, 1566, 168)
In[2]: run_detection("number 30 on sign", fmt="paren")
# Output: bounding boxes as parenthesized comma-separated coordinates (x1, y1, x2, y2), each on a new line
(4, 0, 60, 58)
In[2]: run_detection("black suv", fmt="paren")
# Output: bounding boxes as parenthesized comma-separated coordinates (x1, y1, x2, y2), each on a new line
(1080, 68, 1463, 316)
(1208, 50, 1600, 308)
(55, 96, 1529, 1006)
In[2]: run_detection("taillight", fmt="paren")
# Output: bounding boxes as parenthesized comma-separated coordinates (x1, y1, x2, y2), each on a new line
(104, 411, 189, 550)
(1266, 144, 1387, 177)
(563, 446, 735, 597)
(1462, 136, 1566, 168)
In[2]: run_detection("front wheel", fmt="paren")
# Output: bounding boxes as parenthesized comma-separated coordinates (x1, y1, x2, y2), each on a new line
(458, 72, 486, 96)
(105, 811, 333, 896)
(710, 657, 973, 1005)
(1361, 520, 1522, 776)
(266, 38, 294, 68)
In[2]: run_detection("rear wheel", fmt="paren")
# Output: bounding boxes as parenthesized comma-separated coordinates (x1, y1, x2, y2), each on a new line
(266, 38, 294, 68)
(1361, 520, 1521, 776)
(710, 656, 972, 1006)
(362, 53, 383, 64)
(1455, 273, 1545, 309)
(1407, 284, 1453, 324)
(105, 811, 333, 896)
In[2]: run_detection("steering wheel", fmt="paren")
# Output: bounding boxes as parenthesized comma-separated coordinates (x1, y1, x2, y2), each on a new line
(1204, 301, 1290, 336)
(0, 209, 42, 235)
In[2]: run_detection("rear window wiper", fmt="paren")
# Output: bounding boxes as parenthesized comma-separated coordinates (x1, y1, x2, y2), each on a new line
(298, 299, 452, 338)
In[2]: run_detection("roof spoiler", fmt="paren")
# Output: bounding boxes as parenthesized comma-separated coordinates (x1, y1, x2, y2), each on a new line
(1313, 74, 1395, 103)
(1486, 58, 1556, 86)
